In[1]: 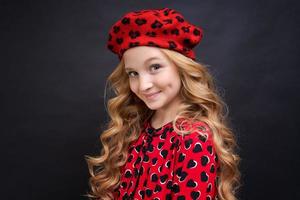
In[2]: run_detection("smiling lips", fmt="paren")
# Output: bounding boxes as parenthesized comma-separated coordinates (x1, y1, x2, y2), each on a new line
(144, 91, 161, 99)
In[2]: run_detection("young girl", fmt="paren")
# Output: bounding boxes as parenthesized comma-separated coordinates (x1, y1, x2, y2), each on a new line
(85, 8, 241, 200)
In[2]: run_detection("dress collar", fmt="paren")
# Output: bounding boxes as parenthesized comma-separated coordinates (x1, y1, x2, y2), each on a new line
(143, 118, 173, 136)
(143, 117, 195, 136)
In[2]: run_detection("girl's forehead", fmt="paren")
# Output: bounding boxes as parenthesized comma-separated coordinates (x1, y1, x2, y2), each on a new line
(124, 56, 162, 70)
(123, 46, 168, 69)
(124, 46, 163, 59)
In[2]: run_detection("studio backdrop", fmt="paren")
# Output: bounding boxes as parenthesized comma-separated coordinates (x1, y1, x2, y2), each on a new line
(1, 0, 299, 199)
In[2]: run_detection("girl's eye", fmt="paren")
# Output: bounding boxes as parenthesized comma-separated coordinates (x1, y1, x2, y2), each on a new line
(127, 64, 161, 77)
(127, 71, 137, 77)
(150, 64, 161, 71)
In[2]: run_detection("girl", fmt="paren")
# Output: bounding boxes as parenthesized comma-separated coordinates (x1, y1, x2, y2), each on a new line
(85, 8, 241, 200)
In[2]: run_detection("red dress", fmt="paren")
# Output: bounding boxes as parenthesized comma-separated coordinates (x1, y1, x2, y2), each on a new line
(114, 118, 220, 200)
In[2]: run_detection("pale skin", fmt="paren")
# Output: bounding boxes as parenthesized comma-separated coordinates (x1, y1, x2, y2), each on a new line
(123, 46, 183, 129)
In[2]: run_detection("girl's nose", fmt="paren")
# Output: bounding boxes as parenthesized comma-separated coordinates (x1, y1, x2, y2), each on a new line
(139, 76, 153, 92)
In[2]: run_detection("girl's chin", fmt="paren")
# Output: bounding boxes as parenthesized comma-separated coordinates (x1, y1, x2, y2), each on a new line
(145, 101, 164, 111)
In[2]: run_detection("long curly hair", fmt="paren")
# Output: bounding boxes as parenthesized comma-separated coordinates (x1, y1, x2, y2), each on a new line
(85, 48, 241, 200)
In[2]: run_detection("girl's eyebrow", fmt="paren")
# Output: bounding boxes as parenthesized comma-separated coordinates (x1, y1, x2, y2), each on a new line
(125, 56, 160, 71)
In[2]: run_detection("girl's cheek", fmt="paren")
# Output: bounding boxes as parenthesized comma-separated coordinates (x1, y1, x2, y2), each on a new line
(129, 82, 138, 93)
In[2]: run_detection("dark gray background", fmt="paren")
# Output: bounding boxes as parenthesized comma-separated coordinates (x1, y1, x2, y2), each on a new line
(1, 0, 299, 199)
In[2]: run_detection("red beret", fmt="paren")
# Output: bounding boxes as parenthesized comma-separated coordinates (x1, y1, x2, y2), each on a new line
(106, 8, 204, 60)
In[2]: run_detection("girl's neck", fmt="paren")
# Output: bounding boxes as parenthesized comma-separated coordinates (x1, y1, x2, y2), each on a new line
(150, 100, 183, 129)
(150, 115, 174, 129)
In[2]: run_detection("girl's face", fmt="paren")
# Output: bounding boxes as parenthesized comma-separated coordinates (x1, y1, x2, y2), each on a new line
(123, 46, 183, 111)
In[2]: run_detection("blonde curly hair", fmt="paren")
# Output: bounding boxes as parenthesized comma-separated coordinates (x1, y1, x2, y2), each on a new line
(85, 48, 241, 200)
